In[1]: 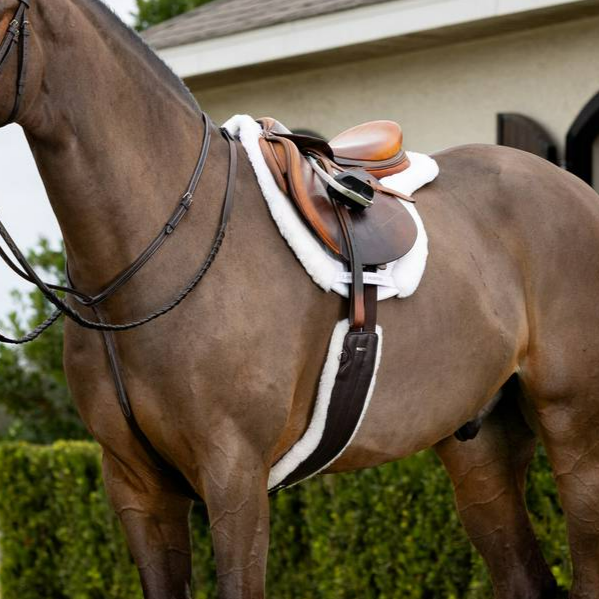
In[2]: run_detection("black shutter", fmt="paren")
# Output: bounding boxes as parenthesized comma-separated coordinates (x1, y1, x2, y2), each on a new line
(566, 91, 599, 186)
(497, 113, 558, 164)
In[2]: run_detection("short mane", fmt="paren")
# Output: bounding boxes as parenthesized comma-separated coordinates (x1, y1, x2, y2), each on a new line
(85, 0, 202, 115)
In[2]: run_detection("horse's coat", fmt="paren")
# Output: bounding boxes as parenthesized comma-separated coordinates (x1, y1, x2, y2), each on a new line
(3, 1, 599, 598)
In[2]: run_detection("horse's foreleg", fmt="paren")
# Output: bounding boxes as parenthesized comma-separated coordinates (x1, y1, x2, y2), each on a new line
(435, 390, 557, 599)
(102, 453, 194, 599)
(199, 448, 271, 599)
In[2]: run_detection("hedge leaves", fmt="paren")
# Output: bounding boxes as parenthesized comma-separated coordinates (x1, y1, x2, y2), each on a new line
(0, 442, 570, 598)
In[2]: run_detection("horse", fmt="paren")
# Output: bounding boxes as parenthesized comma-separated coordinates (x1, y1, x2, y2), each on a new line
(1, 1, 599, 597)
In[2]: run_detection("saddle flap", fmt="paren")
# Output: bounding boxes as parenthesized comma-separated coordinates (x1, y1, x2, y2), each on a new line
(258, 121, 418, 266)
(351, 191, 418, 266)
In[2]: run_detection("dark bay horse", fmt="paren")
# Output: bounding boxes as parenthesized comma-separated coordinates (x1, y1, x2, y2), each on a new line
(2, 1, 599, 597)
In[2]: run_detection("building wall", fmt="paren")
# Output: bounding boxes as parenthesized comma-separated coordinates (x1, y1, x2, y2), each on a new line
(194, 14, 599, 161)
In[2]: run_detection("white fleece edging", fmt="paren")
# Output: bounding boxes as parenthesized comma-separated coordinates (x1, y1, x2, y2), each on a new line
(223, 114, 438, 300)
(268, 320, 383, 491)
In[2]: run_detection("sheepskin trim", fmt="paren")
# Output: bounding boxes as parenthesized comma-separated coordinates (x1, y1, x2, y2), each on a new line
(268, 320, 383, 490)
(222, 115, 436, 300)
(223, 115, 340, 291)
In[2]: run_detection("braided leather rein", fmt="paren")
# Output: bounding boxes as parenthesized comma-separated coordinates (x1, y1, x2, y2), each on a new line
(1, 111, 238, 343)
(0, 0, 239, 345)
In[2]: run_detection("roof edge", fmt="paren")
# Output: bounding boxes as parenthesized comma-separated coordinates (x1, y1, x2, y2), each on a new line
(155, 0, 590, 79)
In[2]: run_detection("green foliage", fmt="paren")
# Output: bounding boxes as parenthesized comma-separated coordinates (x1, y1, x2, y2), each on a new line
(0, 442, 139, 599)
(135, 0, 214, 31)
(0, 442, 571, 598)
(0, 240, 88, 443)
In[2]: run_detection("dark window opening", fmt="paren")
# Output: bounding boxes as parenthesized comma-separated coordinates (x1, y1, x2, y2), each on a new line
(497, 113, 558, 164)
(566, 91, 599, 188)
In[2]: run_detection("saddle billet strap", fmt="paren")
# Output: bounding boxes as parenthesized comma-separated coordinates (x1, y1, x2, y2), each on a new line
(334, 200, 366, 331)
(363, 266, 378, 333)
(318, 154, 367, 331)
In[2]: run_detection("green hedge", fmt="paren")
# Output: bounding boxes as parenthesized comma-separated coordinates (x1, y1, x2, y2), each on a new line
(0, 442, 570, 598)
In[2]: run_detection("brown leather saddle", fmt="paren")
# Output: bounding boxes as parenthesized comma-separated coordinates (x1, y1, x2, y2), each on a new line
(259, 118, 421, 492)
(258, 117, 418, 330)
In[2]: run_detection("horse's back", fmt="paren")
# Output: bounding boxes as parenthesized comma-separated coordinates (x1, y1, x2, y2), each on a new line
(337, 143, 599, 465)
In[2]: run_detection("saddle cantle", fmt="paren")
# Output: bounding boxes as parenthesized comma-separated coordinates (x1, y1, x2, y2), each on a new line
(330, 120, 411, 179)
(257, 117, 418, 266)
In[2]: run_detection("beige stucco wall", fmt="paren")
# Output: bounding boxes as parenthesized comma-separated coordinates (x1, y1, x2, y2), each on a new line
(194, 14, 599, 161)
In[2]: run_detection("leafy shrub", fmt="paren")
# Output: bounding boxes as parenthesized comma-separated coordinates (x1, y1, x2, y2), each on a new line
(135, 0, 214, 31)
(0, 442, 570, 598)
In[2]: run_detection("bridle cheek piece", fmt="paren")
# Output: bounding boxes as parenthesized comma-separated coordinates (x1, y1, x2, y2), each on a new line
(0, 0, 30, 126)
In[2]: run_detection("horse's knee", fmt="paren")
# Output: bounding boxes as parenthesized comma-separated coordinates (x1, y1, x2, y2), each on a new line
(102, 454, 194, 599)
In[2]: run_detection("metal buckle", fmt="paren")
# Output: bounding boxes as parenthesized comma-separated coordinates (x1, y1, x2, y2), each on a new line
(181, 192, 193, 208)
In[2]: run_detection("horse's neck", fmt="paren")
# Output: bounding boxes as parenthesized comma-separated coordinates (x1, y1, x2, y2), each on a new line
(22, 0, 220, 293)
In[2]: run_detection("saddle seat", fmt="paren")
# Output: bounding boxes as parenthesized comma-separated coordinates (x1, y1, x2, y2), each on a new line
(330, 120, 410, 179)
(258, 117, 417, 266)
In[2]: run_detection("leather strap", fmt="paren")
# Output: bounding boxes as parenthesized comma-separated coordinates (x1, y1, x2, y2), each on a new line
(95, 129, 237, 500)
(71, 114, 213, 307)
(363, 266, 378, 333)
(335, 204, 365, 331)
(0, 115, 236, 342)
(0, 0, 30, 126)
(94, 306, 200, 499)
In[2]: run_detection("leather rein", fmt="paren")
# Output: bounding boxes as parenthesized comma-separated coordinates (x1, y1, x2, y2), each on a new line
(0, 1, 239, 345)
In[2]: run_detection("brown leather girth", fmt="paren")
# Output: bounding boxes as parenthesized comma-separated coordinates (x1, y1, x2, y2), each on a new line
(270, 205, 380, 493)
(270, 328, 379, 492)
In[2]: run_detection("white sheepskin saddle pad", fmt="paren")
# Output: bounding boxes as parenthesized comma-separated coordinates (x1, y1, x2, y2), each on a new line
(222, 114, 439, 300)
